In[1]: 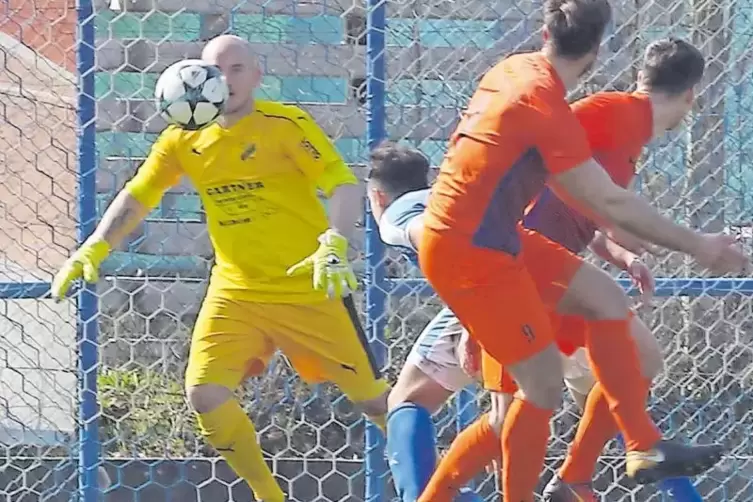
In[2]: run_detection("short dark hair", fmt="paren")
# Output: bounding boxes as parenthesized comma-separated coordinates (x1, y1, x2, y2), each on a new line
(544, 0, 612, 59)
(640, 38, 705, 95)
(368, 141, 430, 197)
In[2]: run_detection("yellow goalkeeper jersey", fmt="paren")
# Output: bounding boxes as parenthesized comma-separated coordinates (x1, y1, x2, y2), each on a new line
(125, 100, 358, 303)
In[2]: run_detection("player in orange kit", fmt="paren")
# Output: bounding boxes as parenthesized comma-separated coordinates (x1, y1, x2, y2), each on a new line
(419, 37, 709, 502)
(418, 1, 748, 501)
(538, 37, 709, 502)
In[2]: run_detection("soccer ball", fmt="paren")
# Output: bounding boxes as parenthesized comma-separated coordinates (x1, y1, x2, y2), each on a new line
(155, 59, 229, 130)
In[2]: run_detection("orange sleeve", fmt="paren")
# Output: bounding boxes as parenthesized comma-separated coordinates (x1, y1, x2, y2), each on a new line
(534, 97, 591, 174)
(571, 93, 653, 151)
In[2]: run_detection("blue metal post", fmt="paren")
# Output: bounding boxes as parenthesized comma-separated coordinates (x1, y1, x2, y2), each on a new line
(76, 0, 100, 500)
(364, 0, 388, 500)
(456, 388, 478, 433)
(456, 386, 478, 432)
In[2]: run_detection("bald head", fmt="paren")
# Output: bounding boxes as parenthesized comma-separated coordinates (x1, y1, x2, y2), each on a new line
(202, 34, 254, 63)
(202, 34, 261, 116)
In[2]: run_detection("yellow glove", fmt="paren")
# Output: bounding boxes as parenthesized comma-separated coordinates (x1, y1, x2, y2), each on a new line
(286, 229, 358, 298)
(51, 238, 111, 300)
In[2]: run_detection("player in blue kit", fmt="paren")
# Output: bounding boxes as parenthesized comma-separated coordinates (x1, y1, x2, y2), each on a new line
(367, 143, 481, 501)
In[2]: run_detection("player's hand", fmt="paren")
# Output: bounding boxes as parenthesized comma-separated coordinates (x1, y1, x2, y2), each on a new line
(51, 239, 111, 301)
(692, 233, 750, 275)
(457, 329, 481, 378)
(626, 257, 655, 304)
(286, 229, 358, 298)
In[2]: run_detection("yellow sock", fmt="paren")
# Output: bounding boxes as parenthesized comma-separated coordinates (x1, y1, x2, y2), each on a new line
(197, 400, 285, 502)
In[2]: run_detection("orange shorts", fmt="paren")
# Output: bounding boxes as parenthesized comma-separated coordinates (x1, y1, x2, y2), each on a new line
(419, 229, 555, 385)
(518, 226, 584, 308)
(482, 313, 589, 393)
(419, 227, 586, 393)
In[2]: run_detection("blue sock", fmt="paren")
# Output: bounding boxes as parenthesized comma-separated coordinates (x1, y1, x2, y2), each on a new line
(386, 403, 437, 502)
(659, 478, 703, 502)
(616, 434, 702, 501)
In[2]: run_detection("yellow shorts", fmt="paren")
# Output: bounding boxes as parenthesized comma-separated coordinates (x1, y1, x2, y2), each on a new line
(185, 295, 389, 404)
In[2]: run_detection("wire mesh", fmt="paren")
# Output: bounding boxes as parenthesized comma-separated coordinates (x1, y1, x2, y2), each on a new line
(1, 0, 753, 500)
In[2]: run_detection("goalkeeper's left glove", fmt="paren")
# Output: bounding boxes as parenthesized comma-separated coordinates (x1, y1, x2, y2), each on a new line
(286, 229, 358, 298)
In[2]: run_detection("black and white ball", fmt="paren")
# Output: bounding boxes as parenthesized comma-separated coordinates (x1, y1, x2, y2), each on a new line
(155, 59, 229, 130)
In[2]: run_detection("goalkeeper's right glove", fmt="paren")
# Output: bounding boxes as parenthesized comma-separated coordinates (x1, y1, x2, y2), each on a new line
(51, 238, 111, 300)
(286, 229, 358, 299)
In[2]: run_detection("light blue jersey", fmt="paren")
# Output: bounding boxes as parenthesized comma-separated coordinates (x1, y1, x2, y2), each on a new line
(378, 188, 473, 393)
(378, 189, 430, 266)
(380, 191, 482, 502)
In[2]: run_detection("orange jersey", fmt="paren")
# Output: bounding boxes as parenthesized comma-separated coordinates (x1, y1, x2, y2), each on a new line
(573, 91, 653, 186)
(523, 91, 654, 253)
(423, 52, 592, 257)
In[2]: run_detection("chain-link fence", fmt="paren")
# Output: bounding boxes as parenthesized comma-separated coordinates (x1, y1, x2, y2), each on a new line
(2, 0, 753, 500)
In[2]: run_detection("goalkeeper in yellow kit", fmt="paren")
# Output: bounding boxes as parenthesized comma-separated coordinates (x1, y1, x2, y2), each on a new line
(52, 35, 390, 502)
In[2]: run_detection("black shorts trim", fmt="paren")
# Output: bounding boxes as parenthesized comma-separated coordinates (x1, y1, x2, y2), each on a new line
(342, 295, 382, 380)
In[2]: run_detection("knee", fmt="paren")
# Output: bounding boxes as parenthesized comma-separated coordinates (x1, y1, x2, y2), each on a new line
(586, 281, 631, 320)
(186, 383, 233, 414)
(631, 318, 664, 380)
(508, 345, 564, 410)
(386, 363, 452, 414)
(525, 375, 564, 411)
(564, 267, 630, 320)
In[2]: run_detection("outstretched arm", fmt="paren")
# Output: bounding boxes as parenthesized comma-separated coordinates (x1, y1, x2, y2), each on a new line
(553, 160, 701, 254)
(553, 160, 747, 275)
(51, 131, 183, 299)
